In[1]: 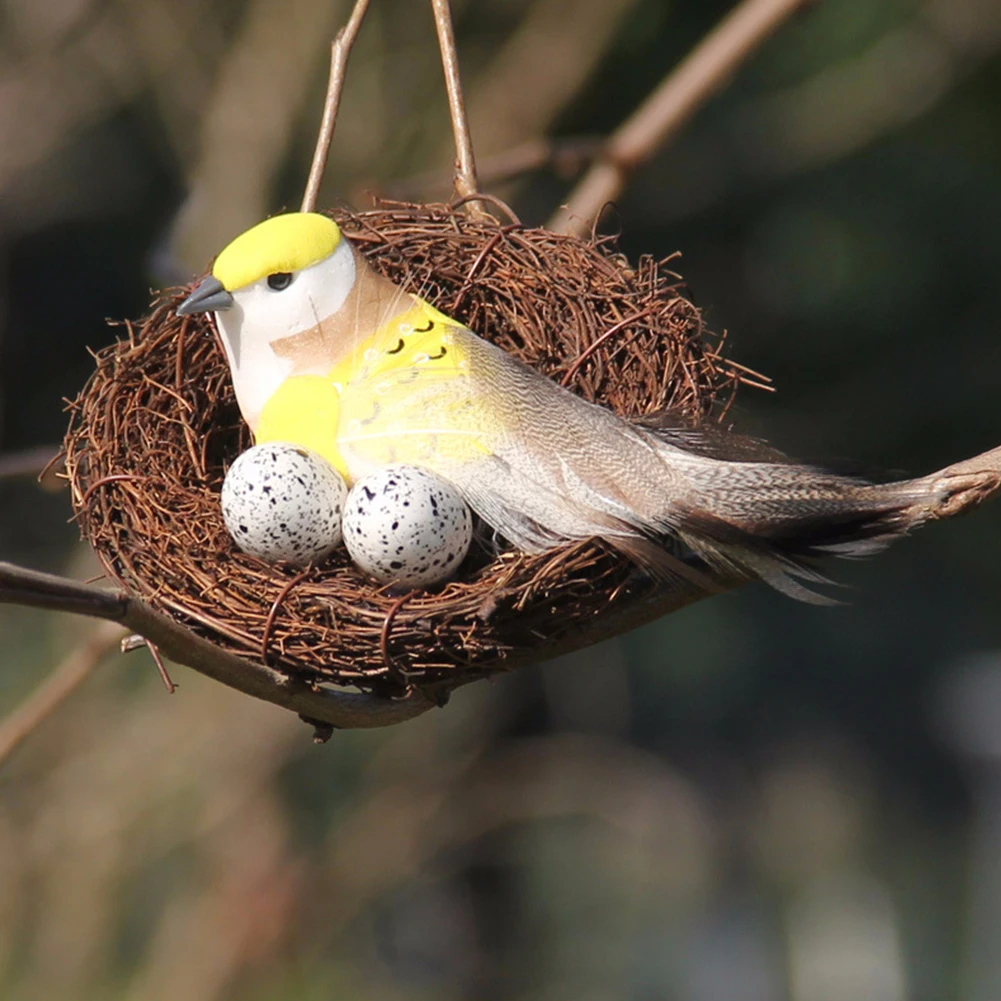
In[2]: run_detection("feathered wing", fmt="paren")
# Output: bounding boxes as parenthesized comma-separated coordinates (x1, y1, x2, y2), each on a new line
(337, 324, 687, 545)
(338, 323, 944, 599)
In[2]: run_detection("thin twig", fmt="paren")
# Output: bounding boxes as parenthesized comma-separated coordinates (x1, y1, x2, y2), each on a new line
(121, 633, 176, 691)
(143, 640, 177, 693)
(261, 569, 311, 666)
(429, 0, 489, 219)
(0, 562, 434, 730)
(451, 192, 521, 225)
(0, 620, 125, 768)
(550, 0, 812, 236)
(449, 227, 516, 313)
(300, 0, 372, 213)
(560, 308, 654, 387)
(379, 593, 412, 689)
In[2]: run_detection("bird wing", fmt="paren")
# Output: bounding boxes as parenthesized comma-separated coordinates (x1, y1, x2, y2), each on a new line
(337, 318, 947, 601)
(337, 321, 687, 554)
(336, 322, 499, 472)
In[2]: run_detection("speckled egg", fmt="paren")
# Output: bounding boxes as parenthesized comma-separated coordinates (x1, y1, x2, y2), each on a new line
(342, 465, 473, 588)
(221, 443, 347, 566)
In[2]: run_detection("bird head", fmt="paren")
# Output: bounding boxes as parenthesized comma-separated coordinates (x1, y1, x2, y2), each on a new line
(177, 212, 407, 429)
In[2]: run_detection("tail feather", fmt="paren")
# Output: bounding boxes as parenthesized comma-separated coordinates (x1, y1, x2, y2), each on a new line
(729, 551, 844, 606)
(662, 447, 943, 601)
(447, 406, 945, 602)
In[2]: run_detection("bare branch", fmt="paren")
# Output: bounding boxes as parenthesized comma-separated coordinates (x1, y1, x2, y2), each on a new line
(550, 0, 813, 236)
(0, 620, 125, 767)
(429, 0, 489, 219)
(0, 563, 435, 730)
(300, 0, 373, 213)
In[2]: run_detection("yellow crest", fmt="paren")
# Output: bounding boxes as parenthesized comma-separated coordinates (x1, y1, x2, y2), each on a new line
(212, 213, 342, 292)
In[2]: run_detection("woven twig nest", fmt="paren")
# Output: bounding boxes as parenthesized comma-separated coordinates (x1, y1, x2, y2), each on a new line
(63, 202, 750, 696)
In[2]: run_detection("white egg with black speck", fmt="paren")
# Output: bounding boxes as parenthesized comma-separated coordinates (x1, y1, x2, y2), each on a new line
(221, 443, 347, 566)
(343, 465, 473, 588)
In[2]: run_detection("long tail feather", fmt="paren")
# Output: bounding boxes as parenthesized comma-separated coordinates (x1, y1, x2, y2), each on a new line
(655, 434, 944, 600)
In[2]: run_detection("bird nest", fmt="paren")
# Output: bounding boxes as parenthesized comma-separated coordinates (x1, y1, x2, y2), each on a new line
(62, 202, 752, 697)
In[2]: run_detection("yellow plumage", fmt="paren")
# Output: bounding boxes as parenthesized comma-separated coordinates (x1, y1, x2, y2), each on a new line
(254, 298, 493, 478)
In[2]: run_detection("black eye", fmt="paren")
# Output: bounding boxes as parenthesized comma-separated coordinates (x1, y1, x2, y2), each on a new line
(267, 272, 293, 291)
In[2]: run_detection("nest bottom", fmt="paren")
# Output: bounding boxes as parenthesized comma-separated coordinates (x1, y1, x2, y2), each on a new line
(62, 202, 748, 694)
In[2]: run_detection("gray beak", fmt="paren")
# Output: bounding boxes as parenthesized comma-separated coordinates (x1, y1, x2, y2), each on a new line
(176, 275, 235, 316)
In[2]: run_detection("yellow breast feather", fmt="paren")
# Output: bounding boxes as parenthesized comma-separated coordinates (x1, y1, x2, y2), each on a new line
(254, 375, 347, 474)
(335, 299, 498, 478)
(255, 298, 502, 484)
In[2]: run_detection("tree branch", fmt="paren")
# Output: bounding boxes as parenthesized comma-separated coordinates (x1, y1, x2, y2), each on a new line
(300, 0, 372, 213)
(429, 0, 489, 219)
(0, 563, 435, 730)
(549, 0, 813, 236)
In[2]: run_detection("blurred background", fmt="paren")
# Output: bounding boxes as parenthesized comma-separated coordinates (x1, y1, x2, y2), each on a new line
(1, 0, 1001, 998)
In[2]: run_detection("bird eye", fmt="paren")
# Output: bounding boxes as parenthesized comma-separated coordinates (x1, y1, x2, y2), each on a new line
(267, 272, 293, 291)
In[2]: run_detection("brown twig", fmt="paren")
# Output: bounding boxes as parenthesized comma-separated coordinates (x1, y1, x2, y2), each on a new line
(261, 569, 311, 666)
(300, 0, 372, 213)
(121, 633, 177, 691)
(429, 0, 489, 220)
(560, 308, 654, 387)
(79, 474, 150, 511)
(379, 593, 413, 688)
(0, 620, 125, 768)
(550, 0, 813, 236)
(0, 562, 436, 730)
(450, 192, 521, 225)
(144, 640, 177, 693)
(449, 227, 516, 314)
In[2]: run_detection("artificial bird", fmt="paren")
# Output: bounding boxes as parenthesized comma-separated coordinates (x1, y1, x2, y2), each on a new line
(178, 211, 944, 600)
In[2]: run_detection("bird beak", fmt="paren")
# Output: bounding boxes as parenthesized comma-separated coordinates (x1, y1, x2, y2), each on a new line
(176, 275, 235, 316)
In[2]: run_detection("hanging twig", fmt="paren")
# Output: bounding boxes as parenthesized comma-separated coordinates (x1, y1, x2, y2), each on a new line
(301, 0, 373, 213)
(303, 0, 485, 217)
(0, 620, 125, 767)
(122, 633, 177, 692)
(429, 0, 489, 219)
(550, 0, 812, 236)
(143, 640, 177, 693)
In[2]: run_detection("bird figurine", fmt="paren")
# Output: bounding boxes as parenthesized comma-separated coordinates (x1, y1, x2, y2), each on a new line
(177, 211, 944, 601)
